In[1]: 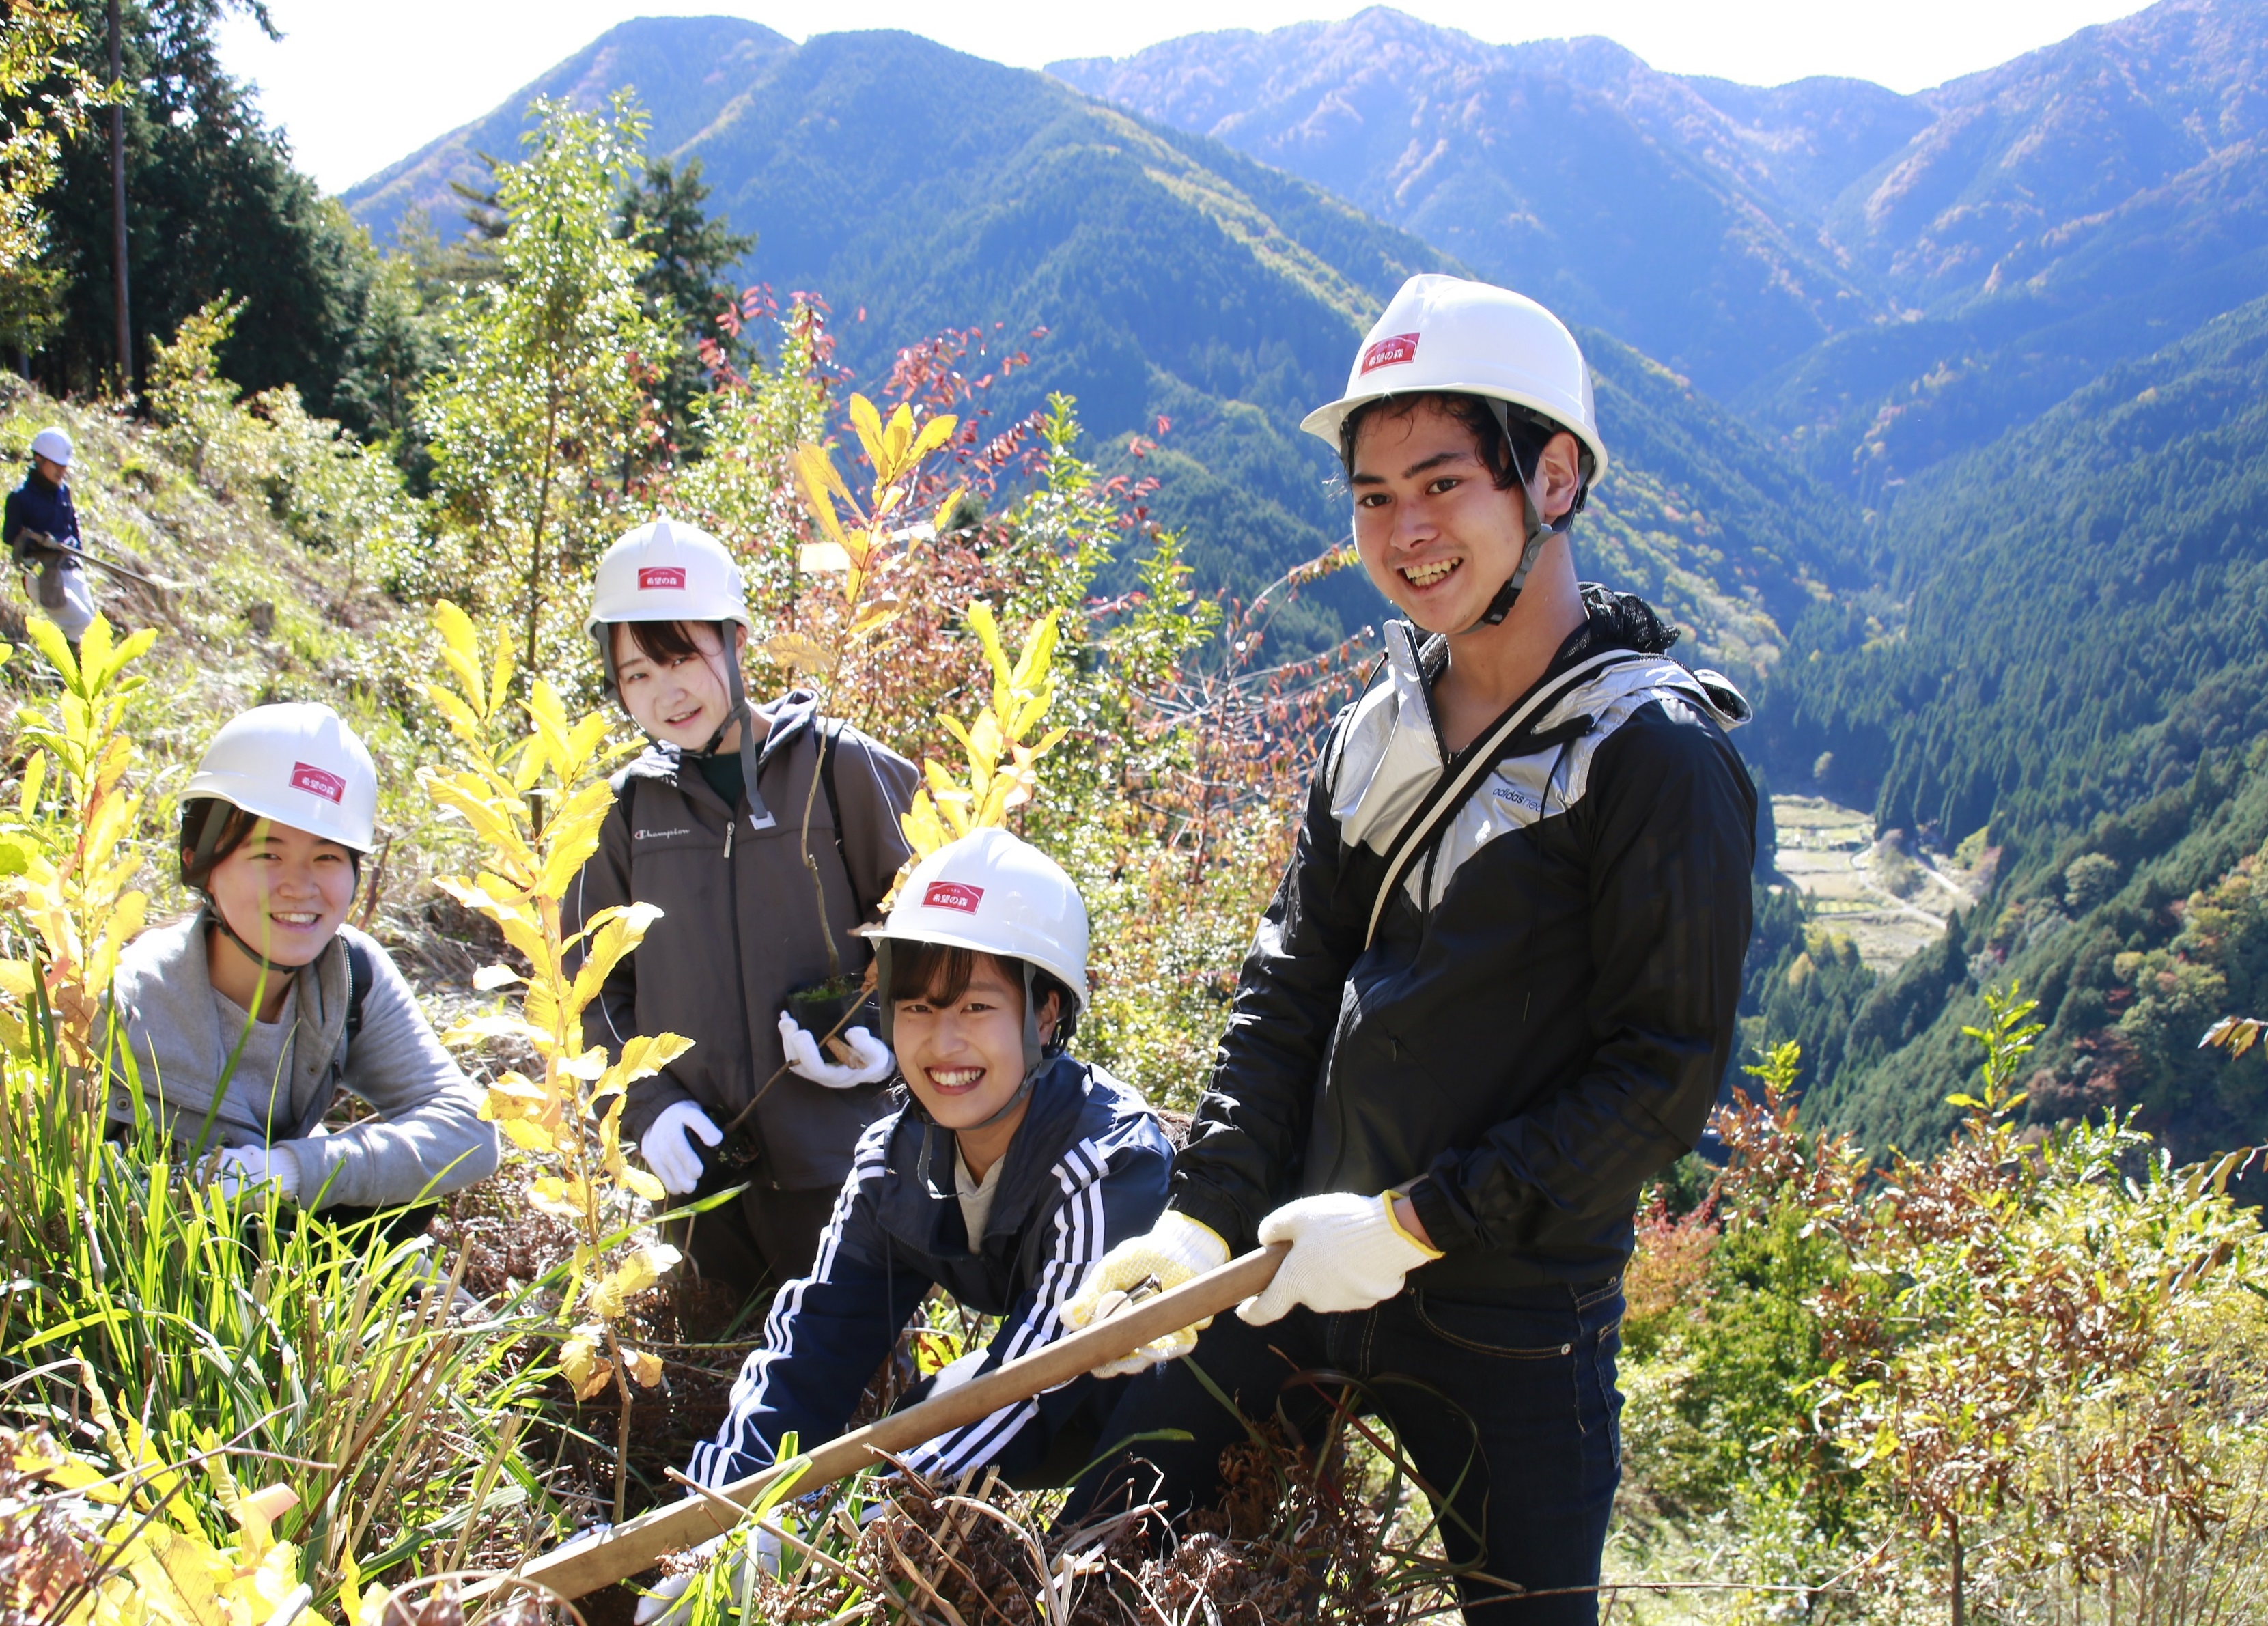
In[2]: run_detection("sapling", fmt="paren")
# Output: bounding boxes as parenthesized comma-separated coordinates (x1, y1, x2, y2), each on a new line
(770, 393, 961, 1041)
(420, 600, 692, 1522)
(0, 614, 156, 1086)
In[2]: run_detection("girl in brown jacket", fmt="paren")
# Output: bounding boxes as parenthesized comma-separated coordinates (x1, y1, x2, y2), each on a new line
(570, 519, 918, 1321)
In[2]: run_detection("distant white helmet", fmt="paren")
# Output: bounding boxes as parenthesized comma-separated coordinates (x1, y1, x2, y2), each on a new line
(1302, 273, 1608, 487)
(873, 828, 1089, 1017)
(587, 517, 750, 686)
(183, 703, 378, 854)
(30, 427, 72, 468)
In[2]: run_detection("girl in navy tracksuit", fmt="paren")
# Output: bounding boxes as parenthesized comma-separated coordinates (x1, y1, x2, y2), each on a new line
(686, 828, 1172, 1491)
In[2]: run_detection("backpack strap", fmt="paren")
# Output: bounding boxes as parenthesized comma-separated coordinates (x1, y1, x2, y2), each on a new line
(816, 717, 868, 921)
(344, 938, 374, 1048)
(1363, 647, 1642, 950)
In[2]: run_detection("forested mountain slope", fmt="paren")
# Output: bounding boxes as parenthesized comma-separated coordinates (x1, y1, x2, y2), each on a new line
(346, 18, 1864, 670)
(1755, 294, 2268, 1162)
(1052, 8, 1906, 399)
(1058, 0, 2268, 499)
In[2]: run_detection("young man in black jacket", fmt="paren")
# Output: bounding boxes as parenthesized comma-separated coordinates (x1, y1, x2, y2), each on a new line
(1065, 275, 1758, 1621)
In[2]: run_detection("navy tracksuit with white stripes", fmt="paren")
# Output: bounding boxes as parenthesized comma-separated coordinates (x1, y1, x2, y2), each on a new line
(689, 1055, 1173, 1490)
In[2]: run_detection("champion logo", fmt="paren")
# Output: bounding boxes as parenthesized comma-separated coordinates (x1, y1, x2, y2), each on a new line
(637, 566, 687, 591)
(921, 880, 985, 914)
(289, 762, 346, 803)
(1359, 332, 1421, 374)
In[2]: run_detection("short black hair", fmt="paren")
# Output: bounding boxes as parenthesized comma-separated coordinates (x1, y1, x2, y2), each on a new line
(888, 941, 1074, 1037)
(1338, 391, 1589, 502)
(179, 798, 361, 891)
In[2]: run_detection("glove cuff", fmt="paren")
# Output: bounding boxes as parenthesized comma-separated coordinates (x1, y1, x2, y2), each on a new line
(1162, 1209, 1231, 1270)
(1381, 1190, 1444, 1261)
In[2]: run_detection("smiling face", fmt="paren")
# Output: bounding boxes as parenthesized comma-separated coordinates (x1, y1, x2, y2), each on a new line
(611, 620, 744, 750)
(891, 952, 1062, 1136)
(1348, 397, 1537, 636)
(195, 817, 356, 970)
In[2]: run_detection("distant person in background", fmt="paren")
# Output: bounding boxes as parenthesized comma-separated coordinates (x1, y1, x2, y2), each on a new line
(7, 426, 96, 645)
(105, 703, 498, 1233)
(568, 518, 918, 1326)
(1065, 275, 1757, 1622)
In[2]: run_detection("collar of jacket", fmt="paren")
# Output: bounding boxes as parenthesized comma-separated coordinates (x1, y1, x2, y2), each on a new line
(875, 1053, 1097, 1256)
(1330, 585, 1749, 855)
(106, 908, 356, 1143)
(617, 686, 826, 798)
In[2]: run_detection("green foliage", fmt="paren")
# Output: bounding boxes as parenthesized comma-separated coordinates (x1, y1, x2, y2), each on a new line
(615, 156, 753, 462)
(146, 296, 421, 583)
(412, 93, 670, 695)
(1619, 1020, 2268, 1621)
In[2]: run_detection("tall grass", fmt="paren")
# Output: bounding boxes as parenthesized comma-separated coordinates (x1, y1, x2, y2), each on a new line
(0, 1029, 562, 1606)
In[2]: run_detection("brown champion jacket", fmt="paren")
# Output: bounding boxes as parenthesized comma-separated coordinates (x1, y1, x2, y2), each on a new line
(565, 690, 918, 1191)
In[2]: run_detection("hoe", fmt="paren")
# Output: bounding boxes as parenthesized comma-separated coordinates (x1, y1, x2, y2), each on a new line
(507, 1244, 1289, 1601)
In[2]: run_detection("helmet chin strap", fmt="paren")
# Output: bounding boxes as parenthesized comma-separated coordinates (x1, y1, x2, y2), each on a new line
(1462, 400, 1580, 635)
(206, 906, 298, 978)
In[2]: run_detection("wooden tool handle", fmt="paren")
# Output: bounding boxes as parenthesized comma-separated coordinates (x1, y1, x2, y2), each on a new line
(507, 1242, 1287, 1601)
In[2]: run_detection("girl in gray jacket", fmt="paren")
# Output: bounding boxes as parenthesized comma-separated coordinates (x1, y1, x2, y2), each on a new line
(104, 703, 496, 1222)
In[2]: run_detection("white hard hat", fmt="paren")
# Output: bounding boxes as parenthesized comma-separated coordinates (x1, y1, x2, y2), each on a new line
(872, 828, 1089, 1018)
(30, 427, 72, 468)
(184, 703, 378, 853)
(1302, 274, 1608, 486)
(588, 518, 749, 676)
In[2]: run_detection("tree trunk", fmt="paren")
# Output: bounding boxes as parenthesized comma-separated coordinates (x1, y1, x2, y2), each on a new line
(106, 0, 130, 397)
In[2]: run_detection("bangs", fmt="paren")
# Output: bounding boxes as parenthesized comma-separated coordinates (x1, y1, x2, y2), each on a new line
(618, 619, 710, 667)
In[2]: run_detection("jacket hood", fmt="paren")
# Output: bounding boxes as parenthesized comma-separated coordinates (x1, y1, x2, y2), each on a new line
(105, 910, 355, 1143)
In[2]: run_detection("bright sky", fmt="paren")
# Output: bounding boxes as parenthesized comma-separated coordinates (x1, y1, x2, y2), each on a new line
(218, 0, 2153, 196)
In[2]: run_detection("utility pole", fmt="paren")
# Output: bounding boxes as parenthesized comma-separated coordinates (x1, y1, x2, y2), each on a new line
(107, 0, 130, 397)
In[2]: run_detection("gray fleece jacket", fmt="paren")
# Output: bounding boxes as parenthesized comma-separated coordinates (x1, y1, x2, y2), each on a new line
(104, 912, 499, 1209)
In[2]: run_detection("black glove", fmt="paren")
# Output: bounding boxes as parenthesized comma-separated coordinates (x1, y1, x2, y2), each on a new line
(11, 527, 62, 568)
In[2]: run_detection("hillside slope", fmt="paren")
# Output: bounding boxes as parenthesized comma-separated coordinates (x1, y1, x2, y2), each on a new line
(1756, 295, 2268, 1160)
(346, 18, 1866, 671)
(1061, 0, 2268, 499)
(1052, 8, 1904, 399)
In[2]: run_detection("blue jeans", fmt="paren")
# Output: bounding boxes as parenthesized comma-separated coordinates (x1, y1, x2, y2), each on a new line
(1065, 1277, 1625, 1622)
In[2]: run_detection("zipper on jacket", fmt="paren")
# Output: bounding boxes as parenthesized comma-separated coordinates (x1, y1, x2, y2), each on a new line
(723, 819, 733, 860)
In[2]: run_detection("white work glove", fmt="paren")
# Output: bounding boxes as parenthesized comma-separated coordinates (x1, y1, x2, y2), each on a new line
(1237, 1190, 1442, 1326)
(641, 1100, 723, 1196)
(776, 1011, 894, 1087)
(1063, 1211, 1231, 1378)
(634, 1528, 781, 1626)
(211, 1145, 299, 1203)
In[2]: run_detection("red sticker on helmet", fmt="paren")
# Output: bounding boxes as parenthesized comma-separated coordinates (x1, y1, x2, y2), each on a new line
(1359, 332, 1420, 374)
(290, 763, 346, 803)
(637, 566, 687, 590)
(921, 881, 984, 914)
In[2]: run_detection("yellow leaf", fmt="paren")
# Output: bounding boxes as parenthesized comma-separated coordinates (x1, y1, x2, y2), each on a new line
(799, 540, 851, 573)
(849, 393, 886, 471)
(561, 1334, 613, 1401)
(762, 631, 838, 677)
(0, 961, 32, 999)
(624, 1347, 665, 1388)
(501, 1120, 555, 1153)
(472, 964, 522, 992)
(617, 1163, 665, 1202)
(907, 412, 958, 468)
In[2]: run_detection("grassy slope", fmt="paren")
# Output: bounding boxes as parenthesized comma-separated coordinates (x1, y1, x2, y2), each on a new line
(0, 380, 481, 988)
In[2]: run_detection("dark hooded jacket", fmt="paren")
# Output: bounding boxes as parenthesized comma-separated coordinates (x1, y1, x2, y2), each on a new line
(565, 690, 918, 1190)
(688, 1055, 1173, 1489)
(1169, 589, 1759, 1295)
